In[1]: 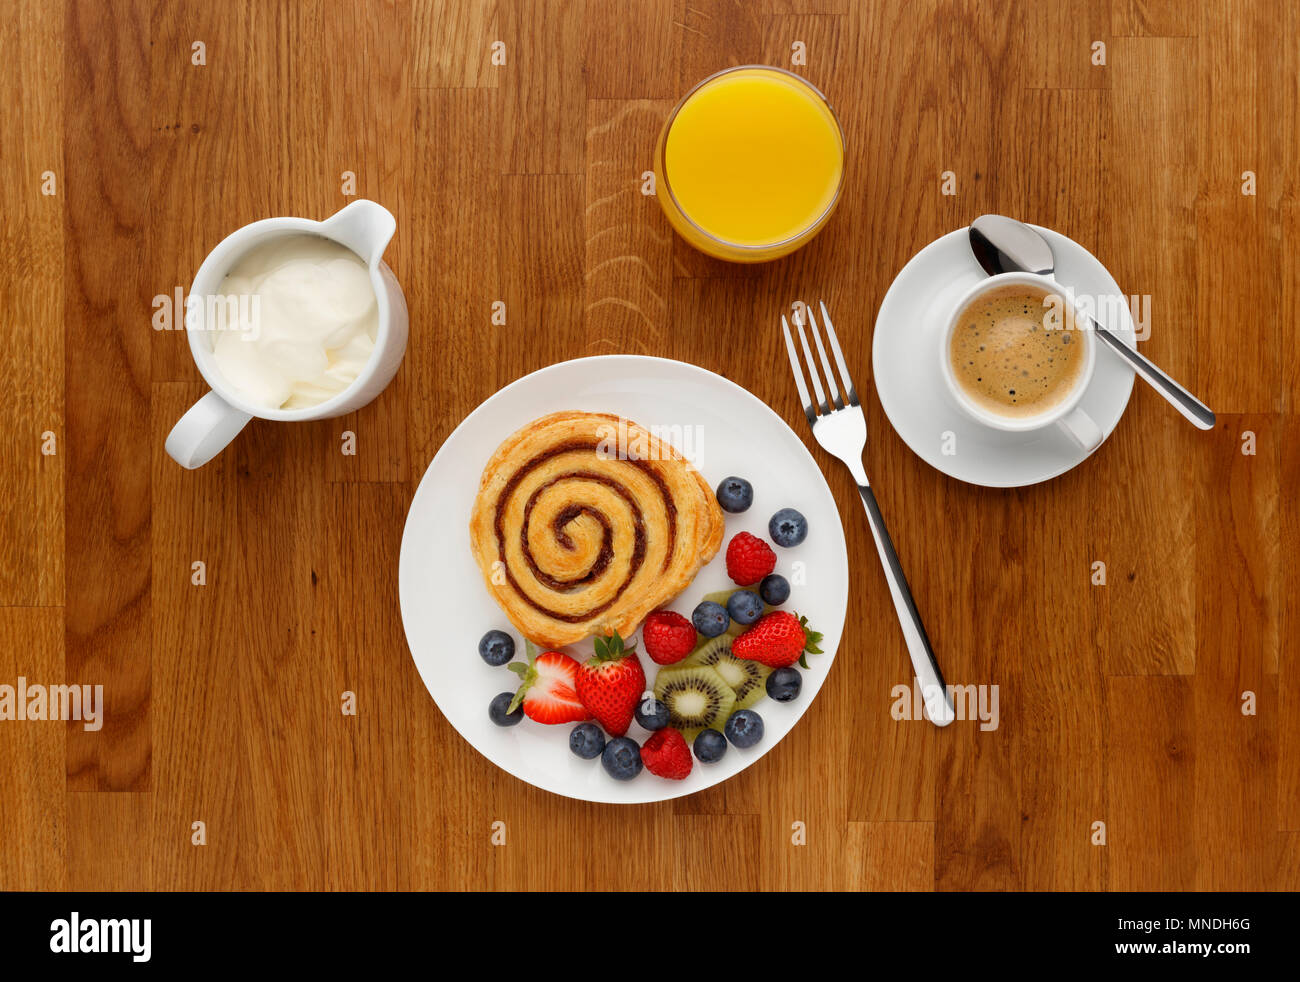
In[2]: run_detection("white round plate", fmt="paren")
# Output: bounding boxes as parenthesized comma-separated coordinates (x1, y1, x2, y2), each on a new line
(872, 226, 1137, 487)
(399, 356, 849, 804)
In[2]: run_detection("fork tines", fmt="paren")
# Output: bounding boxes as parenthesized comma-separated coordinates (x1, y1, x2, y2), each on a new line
(781, 300, 859, 423)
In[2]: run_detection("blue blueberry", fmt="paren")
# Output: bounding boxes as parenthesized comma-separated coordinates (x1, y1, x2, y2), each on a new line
(601, 736, 643, 780)
(693, 728, 728, 763)
(768, 508, 808, 547)
(488, 691, 523, 727)
(569, 722, 606, 759)
(692, 600, 730, 638)
(724, 709, 764, 748)
(635, 697, 670, 731)
(726, 589, 764, 626)
(766, 667, 802, 702)
(759, 573, 790, 606)
(715, 476, 754, 513)
(478, 629, 515, 666)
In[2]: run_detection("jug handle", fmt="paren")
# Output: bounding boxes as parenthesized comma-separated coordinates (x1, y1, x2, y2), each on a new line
(319, 199, 396, 263)
(165, 391, 253, 469)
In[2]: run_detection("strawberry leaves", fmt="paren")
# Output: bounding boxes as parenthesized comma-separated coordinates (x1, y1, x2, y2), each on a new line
(591, 629, 636, 664)
(798, 615, 823, 669)
(506, 639, 542, 714)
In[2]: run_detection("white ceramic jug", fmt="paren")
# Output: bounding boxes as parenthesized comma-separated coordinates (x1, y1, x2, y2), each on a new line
(165, 199, 409, 468)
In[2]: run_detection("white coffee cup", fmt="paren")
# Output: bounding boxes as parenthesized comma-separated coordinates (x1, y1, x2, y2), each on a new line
(164, 199, 409, 469)
(938, 271, 1102, 450)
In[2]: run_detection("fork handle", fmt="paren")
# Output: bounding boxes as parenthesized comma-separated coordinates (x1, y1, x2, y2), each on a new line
(856, 482, 955, 727)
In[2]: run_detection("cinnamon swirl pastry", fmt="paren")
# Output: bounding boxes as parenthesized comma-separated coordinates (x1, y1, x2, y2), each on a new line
(469, 411, 724, 647)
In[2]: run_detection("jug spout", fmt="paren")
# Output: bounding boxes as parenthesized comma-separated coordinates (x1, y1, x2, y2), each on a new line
(320, 199, 397, 265)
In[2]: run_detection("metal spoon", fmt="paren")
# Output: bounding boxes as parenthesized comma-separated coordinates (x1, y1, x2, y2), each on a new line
(968, 214, 1215, 430)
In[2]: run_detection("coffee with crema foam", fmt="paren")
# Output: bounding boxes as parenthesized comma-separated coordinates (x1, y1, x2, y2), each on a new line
(949, 286, 1085, 418)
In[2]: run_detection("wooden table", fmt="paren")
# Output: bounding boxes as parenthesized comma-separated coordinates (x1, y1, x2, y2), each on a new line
(0, 0, 1294, 892)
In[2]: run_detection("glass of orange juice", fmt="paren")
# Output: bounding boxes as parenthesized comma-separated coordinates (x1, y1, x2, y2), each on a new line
(653, 65, 845, 263)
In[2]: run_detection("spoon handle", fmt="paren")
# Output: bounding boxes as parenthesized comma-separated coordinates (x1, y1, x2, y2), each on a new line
(1089, 318, 1216, 430)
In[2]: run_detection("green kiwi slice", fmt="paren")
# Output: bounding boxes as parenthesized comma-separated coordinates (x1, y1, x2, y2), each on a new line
(682, 634, 771, 710)
(653, 666, 736, 742)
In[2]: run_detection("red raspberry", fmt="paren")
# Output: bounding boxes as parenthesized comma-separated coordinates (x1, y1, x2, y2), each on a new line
(642, 610, 697, 665)
(640, 728, 693, 780)
(725, 532, 777, 586)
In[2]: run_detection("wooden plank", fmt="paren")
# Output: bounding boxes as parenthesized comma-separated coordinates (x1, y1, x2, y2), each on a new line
(763, 0, 851, 14)
(1111, 0, 1197, 37)
(499, 0, 587, 174)
(1192, 415, 1279, 888)
(842, 821, 934, 891)
(931, 483, 1024, 890)
(413, 0, 500, 88)
(1099, 38, 1198, 675)
(673, 814, 762, 891)
(1283, 0, 1300, 415)
(583, 100, 675, 351)
(494, 797, 673, 890)
(1281, 415, 1300, 830)
(62, 0, 153, 792)
(1106, 676, 1195, 889)
(500, 174, 586, 366)
(934, 0, 1021, 219)
(0, 609, 67, 890)
(1194, 0, 1283, 413)
(584, 0, 676, 100)
(64, 792, 152, 890)
(316, 484, 409, 888)
(762, 816, 935, 891)
(149, 382, 250, 889)
(221, 415, 331, 889)
(409, 88, 502, 468)
(0, 0, 64, 607)
(1019, 465, 1106, 890)
(760, 14, 845, 83)
(1280, 833, 1300, 891)
(1022, 0, 1110, 90)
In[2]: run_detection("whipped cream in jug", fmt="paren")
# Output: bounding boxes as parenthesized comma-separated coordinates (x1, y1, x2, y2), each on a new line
(209, 235, 377, 409)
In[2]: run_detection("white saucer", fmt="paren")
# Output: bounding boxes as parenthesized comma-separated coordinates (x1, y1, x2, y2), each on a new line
(871, 226, 1137, 488)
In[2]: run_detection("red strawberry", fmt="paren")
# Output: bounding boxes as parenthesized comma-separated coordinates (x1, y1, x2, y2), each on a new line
(640, 728, 693, 780)
(732, 611, 823, 669)
(642, 610, 697, 665)
(725, 532, 777, 586)
(507, 647, 588, 725)
(575, 631, 645, 737)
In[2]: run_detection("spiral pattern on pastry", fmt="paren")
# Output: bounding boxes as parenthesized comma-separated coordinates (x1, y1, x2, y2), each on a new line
(469, 411, 724, 648)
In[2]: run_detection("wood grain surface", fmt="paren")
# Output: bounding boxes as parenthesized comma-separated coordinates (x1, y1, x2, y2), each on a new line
(0, 0, 1295, 891)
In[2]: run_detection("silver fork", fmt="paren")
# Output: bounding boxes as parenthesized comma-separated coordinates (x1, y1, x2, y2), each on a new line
(782, 301, 955, 727)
